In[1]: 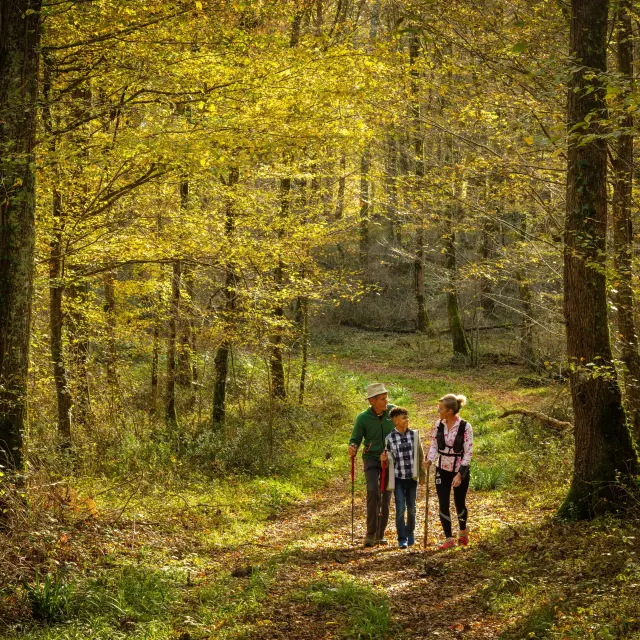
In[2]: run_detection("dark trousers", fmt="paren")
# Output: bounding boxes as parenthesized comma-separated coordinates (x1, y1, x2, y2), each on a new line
(394, 477, 417, 543)
(364, 458, 390, 538)
(435, 467, 470, 538)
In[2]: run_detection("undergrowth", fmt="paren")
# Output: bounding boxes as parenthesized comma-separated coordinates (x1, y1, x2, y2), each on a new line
(4, 329, 637, 640)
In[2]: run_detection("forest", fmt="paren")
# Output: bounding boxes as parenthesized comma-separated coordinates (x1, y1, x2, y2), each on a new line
(1, 0, 639, 638)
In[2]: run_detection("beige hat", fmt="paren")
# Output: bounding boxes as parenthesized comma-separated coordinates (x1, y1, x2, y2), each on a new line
(366, 382, 388, 399)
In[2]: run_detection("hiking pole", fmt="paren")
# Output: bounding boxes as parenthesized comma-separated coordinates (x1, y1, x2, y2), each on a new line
(350, 454, 355, 545)
(377, 456, 387, 542)
(423, 466, 430, 549)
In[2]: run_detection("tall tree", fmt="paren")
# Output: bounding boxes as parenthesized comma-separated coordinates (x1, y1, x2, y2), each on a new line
(104, 271, 119, 390)
(0, 0, 43, 470)
(166, 259, 181, 427)
(561, 0, 638, 519)
(212, 167, 239, 429)
(611, 0, 640, 445)
(42, 58, 72, 449)
(445, 206, 472, 357)
(409, 32, 432, 335)
(177, 177, 196, 403)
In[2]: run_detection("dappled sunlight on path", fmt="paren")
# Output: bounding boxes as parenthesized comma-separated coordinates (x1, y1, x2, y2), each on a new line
(235, 470, 548, 639)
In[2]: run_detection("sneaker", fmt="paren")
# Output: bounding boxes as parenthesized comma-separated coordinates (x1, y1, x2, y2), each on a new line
(407, 535, 415, 547)
(398, 539, 408, 549)
(438, 538, 456, 550)
(458, 535, 469, 547)
(364, 535, 376, 548)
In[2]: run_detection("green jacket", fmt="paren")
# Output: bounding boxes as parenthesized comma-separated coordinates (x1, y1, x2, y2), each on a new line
(349, 404, 396, 461)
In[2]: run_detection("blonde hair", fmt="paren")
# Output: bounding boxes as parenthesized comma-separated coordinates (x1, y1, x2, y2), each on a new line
(439, 394, 467, 415)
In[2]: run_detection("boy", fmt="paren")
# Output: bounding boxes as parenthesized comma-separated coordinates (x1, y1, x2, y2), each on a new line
(381, 407, 426, 549)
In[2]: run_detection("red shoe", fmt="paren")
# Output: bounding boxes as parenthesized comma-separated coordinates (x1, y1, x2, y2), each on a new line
(438, 538, 456, 550)
(458, 535, 469, 547)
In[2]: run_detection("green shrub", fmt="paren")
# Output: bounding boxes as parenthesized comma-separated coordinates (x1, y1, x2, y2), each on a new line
(24, 571, 75, 623)
(471, 463, 510, 491)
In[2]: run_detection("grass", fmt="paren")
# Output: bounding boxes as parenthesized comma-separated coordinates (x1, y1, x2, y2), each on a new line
(293, 571, 395, 640)
(187, 561, 280, 638)
(9, 567, 178, 639)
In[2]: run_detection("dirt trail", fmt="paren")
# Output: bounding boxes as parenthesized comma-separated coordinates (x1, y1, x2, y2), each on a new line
(215, 361, 560, 639)
(233, 466, 543, 640)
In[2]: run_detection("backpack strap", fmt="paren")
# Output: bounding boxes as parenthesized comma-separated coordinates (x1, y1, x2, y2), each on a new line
(436, 420, 446, 451)
(453, 420, 467, 453)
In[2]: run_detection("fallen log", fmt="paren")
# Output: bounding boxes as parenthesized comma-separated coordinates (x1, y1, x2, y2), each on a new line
(498, 409, 573, 432)
(439, 322, 520, 335)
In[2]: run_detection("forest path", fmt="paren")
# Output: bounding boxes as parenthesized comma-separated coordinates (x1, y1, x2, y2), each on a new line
(236, 472, 533, 640)
(224, 360, 562, 640)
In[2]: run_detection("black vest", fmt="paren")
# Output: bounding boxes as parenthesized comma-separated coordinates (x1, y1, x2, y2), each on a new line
(436, 419, 467, 463)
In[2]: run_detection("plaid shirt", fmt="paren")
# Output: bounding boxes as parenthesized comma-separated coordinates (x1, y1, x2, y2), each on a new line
(386, 429, 415, 480)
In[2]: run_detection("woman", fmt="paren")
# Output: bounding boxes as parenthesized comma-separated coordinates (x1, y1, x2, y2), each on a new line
(425, 393, 473, 549)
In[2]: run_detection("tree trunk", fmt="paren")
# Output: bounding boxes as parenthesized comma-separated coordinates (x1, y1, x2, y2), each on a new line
(612, 0, 640, 446)
(410, 33, 432, 335)
(150, 213, 162, 418)
(267, 6, 306, 400)
(43, 64, 73, 450)
(357, 0, 381, 270)
(298, 296, 309, 405)
(384, 135, 399, 244)
(104, 270, 119, 390)
(359, 149, 371, 269)
(150, 315, 159, 418)
(177, 179, 194, 391)
(445, 208, 471, 358)
(561, 0, 638, 519)
(516, 213, 536, 370)
(270, 176, 288, 400)
(335, 152, 346, 220)
(480, 217, 497, 319)
(67, 279, 91, 428)
(212, 167, 239, 429)
(0, 0, 42, 471)
(166, 260, 181, 426)
(179, 263, 197, 392)
(49, 192, 72, 449)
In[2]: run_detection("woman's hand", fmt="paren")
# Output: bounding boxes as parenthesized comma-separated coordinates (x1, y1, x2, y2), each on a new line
(422, 459, 431, 470)
(452, 472, 462, 488)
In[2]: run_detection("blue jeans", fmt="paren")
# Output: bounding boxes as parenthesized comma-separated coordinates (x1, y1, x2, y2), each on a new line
(394, 478, 417, 544)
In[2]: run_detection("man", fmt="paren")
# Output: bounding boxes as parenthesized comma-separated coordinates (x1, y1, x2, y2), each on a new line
(348, 382, 395, 547)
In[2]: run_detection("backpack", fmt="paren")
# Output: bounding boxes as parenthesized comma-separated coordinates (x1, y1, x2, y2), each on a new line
(436, 419, 467, 469)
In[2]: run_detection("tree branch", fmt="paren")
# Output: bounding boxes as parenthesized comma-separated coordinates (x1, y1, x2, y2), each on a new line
(498, 409, 573, 431)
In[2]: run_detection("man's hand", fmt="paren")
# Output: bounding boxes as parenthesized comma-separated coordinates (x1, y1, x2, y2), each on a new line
(348, 445, 357, 458)
(452, 472, 462, 488)
(380, 451, 388, 463)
